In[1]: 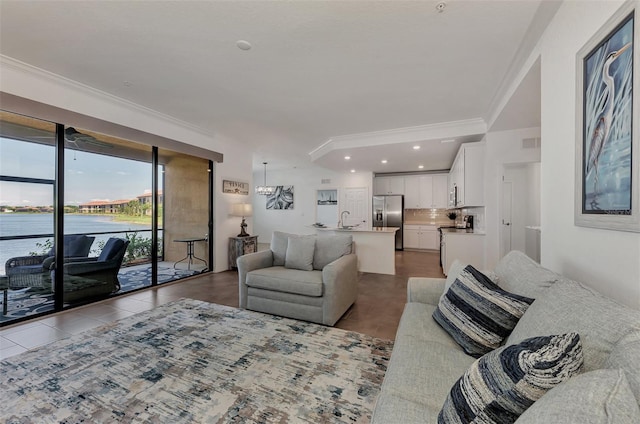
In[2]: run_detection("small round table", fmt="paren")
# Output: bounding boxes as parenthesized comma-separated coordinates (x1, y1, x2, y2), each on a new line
(173, 238, 207, 271)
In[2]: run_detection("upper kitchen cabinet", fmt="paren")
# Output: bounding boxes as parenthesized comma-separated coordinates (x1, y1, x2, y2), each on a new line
(374, 176, 405, 195)
(404, 174, 448, 209)
(449, 142, 485, 207)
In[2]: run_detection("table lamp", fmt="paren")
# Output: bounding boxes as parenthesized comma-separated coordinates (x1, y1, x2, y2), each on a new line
(231, 203, 253, 237)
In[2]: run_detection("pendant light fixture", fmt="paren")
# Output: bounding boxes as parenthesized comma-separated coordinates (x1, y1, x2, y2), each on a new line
(255, 162, 276, 195)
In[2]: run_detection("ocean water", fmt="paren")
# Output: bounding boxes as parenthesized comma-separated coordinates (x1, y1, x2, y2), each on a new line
(0, 213, 151, 274)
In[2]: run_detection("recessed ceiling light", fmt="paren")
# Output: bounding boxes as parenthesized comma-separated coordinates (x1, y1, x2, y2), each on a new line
(441, 139, 456, 143)
(418, 165, 425, 169)
(236, 40, 252, 50)
(350, 169, 356, 173)
(436, 2, 447, 13)
(413, 145, 421, 150)
(381, 159, 388, 164)
(344, 156, 351, 160)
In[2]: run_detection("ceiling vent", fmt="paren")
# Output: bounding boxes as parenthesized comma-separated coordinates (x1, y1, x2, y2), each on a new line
(522, 137, 541, 149)
(321, 178, 331, 184)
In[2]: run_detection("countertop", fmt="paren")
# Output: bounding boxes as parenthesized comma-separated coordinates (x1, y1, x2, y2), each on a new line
(316, 227, 399, 233)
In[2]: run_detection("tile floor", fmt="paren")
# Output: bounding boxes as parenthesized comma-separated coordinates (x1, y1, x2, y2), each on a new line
(0, 249, 444, 360)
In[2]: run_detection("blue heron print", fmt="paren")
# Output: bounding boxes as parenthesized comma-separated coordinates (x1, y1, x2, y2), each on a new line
(583, 15, 633, 213)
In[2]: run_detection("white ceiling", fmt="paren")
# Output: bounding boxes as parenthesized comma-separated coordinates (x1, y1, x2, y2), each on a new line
(0, 1, 550, 172)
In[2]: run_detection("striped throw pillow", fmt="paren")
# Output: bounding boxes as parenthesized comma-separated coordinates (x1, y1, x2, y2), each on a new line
(439, 332, 584, 424)
(433, 265, 534, 357)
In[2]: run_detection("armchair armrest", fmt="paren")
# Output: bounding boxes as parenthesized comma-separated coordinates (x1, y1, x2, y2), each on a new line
(64, 259, 115, 275)
(322, 253, 358, 325)
(237, 250, 274, 308)
(5, 255, 49, 273)
(407, 277, 445, 305)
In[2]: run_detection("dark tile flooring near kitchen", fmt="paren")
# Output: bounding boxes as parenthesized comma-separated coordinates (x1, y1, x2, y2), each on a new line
(0, 249, 444, 359)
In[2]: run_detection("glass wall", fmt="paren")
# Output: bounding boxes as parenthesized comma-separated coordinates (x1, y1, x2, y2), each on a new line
(0, 112, 56, 323)
(0, 110, 213, 326)
(63, 128, 154, 304)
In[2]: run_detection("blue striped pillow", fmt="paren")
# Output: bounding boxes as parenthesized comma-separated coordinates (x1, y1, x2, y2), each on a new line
(439, 332, 583, 424)
(433, 265, 534, 357)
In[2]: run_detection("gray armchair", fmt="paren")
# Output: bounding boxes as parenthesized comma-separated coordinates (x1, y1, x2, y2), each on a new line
(56, 237, 129, 303)
(5, 234, 95, 288)
(237, 232, 358, 326)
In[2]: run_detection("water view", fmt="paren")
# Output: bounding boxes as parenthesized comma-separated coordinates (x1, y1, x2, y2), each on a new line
(0, 213, 152, 274)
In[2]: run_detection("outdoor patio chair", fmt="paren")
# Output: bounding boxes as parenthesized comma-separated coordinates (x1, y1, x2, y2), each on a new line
(5, 234, 95, 288)
(55, 237, 130, 303)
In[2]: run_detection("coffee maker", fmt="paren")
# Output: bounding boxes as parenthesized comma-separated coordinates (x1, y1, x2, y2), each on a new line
(463, 215, 474, 231)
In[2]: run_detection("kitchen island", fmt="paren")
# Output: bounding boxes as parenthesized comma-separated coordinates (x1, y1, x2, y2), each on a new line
(317, 227, 399, 275)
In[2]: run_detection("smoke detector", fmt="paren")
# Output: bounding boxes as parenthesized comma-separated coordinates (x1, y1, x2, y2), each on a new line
(435, 2, 447, 13)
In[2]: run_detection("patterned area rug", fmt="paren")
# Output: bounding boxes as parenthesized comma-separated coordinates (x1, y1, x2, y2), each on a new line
(1, 299, 393, 423)
(0, 266, 198, 322)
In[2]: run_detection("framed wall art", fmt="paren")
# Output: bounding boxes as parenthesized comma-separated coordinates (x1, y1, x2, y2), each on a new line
(575, 1, 639, 232)
(266, 186, 294, 210)
(223, 180, 249, 195)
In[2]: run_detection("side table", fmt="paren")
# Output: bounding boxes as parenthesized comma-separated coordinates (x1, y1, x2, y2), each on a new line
(229, 236, 258, 269)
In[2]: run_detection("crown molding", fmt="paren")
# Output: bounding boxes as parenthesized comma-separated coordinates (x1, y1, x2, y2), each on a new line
(309, 118, 486, 161)
(0, 55, 215, 139)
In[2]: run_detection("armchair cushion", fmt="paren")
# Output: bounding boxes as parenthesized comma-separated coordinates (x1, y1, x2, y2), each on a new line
(47, 234, 95, 258)
(284, 236, 315, 271)
(246, 267, 323, 297)
(98, 238, 127, 262)
(313, 234, 352, 270)
(270, 231, 298, 266)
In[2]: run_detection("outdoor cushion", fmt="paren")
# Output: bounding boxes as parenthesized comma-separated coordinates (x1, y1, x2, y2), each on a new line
(98, 238, 127, 262)
(516, 369, 640, 424)
(246, 266, 323, 297)
(605, 328, 640, 406)
(270, 231, 298, 266)
(493, 250, 560, 299)
(313, 234, 352, 270)
(506, 278, 640, 372)
(284, 236, 315, 271)
(47, 234, 95, 258)
(433, 265, 534, 357)
(439, 332, 583, 424)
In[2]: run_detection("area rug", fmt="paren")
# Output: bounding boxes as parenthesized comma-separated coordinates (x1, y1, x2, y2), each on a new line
(0, 299, 393, 423)
(0, 266, 199, 322)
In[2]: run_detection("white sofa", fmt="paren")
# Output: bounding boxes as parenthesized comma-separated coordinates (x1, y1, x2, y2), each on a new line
(372, 251, 640, 423)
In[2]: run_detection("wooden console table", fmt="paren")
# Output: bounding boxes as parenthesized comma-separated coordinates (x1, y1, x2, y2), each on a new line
(228, 236, 258, 269)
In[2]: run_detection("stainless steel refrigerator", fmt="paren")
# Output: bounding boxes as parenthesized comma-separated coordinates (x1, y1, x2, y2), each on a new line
(372, 195, 404, 250)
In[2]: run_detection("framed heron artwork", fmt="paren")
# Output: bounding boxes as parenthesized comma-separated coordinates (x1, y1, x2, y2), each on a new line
(575, 1, 639, 232)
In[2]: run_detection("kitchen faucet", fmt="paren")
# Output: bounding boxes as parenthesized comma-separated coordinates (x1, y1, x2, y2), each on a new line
(339, 210, 350, 228)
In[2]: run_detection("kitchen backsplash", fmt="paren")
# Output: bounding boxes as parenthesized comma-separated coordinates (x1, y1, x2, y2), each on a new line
(404, 207, 485, 231)
(404, 209, 453, 226)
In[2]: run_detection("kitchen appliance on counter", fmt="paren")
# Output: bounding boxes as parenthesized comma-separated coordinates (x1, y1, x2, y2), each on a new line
(373, 195, 404, 250)
(463, 215, 474, 231)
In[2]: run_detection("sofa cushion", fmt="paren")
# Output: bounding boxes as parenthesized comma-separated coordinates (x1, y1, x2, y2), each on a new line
(605, 328, 640, 407)
(439, 332, 583, 424)
(516, 369, 640, 424)
(270, 231, 298, 266)
(433, 265, 534, 358)
(313, 234, 352, 270)
(246, 266, 323, 297)
(506, 278, 640, 372)
(396, 302, 464, 351)
(493, 250, 560, 299)
(284, 236, 315, 271)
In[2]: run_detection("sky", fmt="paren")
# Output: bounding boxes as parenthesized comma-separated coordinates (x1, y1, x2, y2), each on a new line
(0, 137, 157, 206)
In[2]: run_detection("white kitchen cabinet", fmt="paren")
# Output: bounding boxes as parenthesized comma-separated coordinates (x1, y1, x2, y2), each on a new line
(374, 176, 405, 195)
(403, 225, 438, 250)
(403, 174, 447, 209)
(442, 232, 485, 275)
(448, 142, 484, 207)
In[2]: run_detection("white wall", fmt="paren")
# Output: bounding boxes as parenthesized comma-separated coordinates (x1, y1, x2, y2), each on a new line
(536, 0, 640, 308)
(252, 165, 373, 242)
(1, 57, 254, 273)
(483, 127, 541, 268)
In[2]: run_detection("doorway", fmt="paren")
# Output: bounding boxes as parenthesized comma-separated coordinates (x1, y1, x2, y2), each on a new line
(500, 163, 540, 260)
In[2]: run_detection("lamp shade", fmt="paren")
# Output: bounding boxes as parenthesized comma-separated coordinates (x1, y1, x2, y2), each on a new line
(231, 203, 253, 217)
